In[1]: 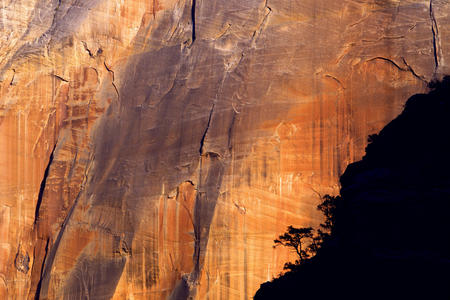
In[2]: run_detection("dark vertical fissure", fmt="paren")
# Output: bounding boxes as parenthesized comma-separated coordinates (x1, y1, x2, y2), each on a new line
(191, 0, 196, 43)
(34, 144, 57, 225)
(429, 0, 440, 73)
(34, 238, 50, 300)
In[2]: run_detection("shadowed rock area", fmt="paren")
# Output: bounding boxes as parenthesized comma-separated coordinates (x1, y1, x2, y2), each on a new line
(255, 77, 450, 299)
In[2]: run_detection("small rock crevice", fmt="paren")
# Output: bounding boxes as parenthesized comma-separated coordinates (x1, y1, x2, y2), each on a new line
(199, 104, 215, 155)
(104, 61, 120, 101)
(429, 0, 441, 73)
(52, 74, 68, 82)
(9, 69, 15, 86)
(82, 41, 94, 58)
(82, 41, 103, 58)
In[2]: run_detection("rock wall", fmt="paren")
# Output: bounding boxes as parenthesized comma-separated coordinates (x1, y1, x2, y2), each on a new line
(0, 0, 448, 298)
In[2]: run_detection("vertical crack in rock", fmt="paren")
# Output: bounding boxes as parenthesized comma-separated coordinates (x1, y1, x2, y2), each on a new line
(185, 10, 272, 287)
(429, 0, 441, 74)
(34, 238, 50, 300)
(189, 152, 224, 299)
(190, 72, 231, 297)
(34, 143, 57, 225)
(191, 0, 196, 44)
(104, 61, 120, 101)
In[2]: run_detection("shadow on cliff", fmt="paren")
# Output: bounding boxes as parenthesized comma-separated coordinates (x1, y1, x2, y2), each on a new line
(255, 76, 450, 299)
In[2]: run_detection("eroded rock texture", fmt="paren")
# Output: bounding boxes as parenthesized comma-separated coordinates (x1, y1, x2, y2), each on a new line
(0, 0, 449, 299)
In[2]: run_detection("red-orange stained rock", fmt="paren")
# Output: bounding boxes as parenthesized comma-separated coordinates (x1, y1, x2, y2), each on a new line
(0, 0, 449, 299)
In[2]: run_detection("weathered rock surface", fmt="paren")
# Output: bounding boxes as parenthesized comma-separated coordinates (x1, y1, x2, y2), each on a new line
(0, 0, 449, 298)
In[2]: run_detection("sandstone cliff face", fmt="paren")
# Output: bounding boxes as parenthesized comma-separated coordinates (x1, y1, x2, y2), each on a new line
(0, 0, 448, 299)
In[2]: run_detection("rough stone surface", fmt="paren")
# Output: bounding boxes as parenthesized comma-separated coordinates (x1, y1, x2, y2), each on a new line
(0, 0, 449, 299)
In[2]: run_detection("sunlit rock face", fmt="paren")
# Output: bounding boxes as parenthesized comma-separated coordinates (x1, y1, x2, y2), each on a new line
(0, 0, 448, 298)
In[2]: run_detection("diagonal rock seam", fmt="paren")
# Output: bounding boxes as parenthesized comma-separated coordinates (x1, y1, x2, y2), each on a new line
(401, 57, 427, 83)
(52, 74, 68, 82)
(324, 74, 346, 90)
(251, 2, 272, 47)
(34, 143, 57, 225)
(198, 104, 215, 155)
(35, 155, 94, 299)
(367, 56, 427, 83)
